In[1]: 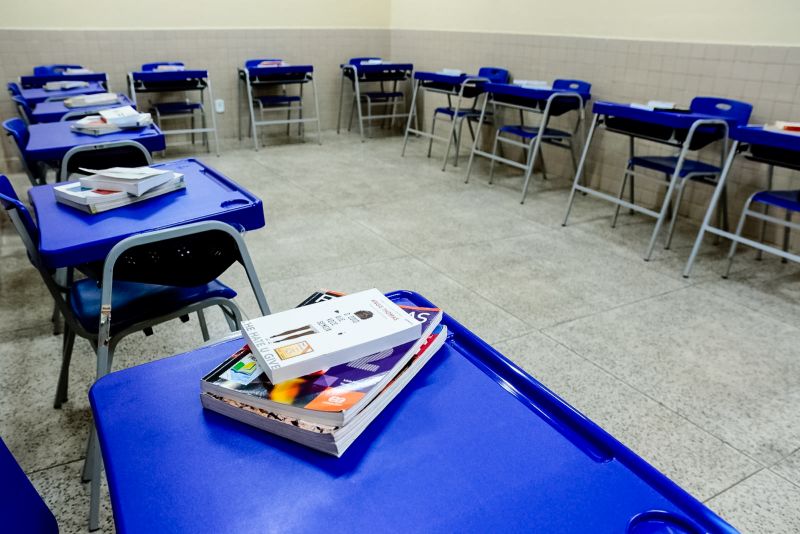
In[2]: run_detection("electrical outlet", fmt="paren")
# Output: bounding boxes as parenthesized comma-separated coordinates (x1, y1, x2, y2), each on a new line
(214, 99, 225, 113)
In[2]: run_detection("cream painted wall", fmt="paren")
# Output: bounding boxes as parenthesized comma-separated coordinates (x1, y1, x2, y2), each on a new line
(390, 0, 800, 45)
(0, 0, 390, 29)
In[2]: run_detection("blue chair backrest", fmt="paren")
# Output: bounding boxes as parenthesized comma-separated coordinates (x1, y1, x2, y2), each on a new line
(690, 97, 752, 126)
(478, 67, 510, 84)
(3, 118, 30, 148)
(245, 58, 283, 69)
(349, 57, 382, 65)
(11, 96, 34, 123)
(0, 175, 40, 248)
(33, 64, 83, 76)
(142, 61, 185, 71)
(7, 82, 21, 97)
(0, 437, 57, 534)
(553, 79, 592, 94)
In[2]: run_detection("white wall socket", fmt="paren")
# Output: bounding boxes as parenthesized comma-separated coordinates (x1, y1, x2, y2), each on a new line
(214, 99, 225, 113)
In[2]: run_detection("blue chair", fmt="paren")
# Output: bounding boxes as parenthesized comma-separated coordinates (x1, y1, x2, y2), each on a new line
(341, 57, 412, 139)
(2, 118, 47, 185)
(430, 67, 510, 169)
(0, 436, 58, 534)
(612, 97, 753, 250)
(11, 96, 35, 124)
(33, 64, 83, 76)
(0, 175, 271, 529)
(481, 79, 591, 203)
(6, 81, 22, 98)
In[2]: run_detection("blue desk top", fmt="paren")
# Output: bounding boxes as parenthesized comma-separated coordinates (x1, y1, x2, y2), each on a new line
(485, 82, 591, 104)
(89, 290, 734, 534)
(341, 62, 413, 73)
(414, 70, 472, 84)
(25, 122, 166, 162)
(31, 94, 135, 123)
(732, 125, 800, 152)
(19, 82, 106, 106)
(592, 101, 728, 129)
(244, 65, 314, 79)
(29, 158, 265, 269)
(0, 438, 58, 533)
(20, 72, 107, 88)
(130, 69, 210, 82)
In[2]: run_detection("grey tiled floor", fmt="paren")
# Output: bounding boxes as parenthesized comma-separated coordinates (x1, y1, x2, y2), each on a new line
(1, 131, 799, 533)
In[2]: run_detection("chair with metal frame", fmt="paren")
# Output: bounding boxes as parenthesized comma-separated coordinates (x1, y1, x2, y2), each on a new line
(2, 118, 48, 185)
(337, 57, 414, 141)
(243, 59, 302, 138)
(58, 140, 152, 182)
(11, 95, 35, 124)
(7, 81, 22, 98)
(466, 79, 590, 204)
(0, 176, 271, 530)
(608, 98, 752, 251)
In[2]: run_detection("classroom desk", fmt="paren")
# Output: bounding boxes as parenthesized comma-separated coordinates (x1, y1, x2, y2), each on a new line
(19, 82, 107, 106)
(683, 125, 800, 276)
(337, 61, 414, 140)
(0, 437, 58, 533)
(24, 122, 165, 163)
(465, 82, 591, 202)
(129, 69, 220, 155)
(28, 158, 265, 269)
(30, 94, 135, 123)
(562, 101, 737, 261)
(89, 289, 735, 534)
(401, 70, 490, 170)
(238, 64, 322, 149)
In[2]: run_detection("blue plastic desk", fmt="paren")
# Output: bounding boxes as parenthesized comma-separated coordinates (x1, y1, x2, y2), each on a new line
(20, 73, 108, 88)
(0, 437, 58, 534)
(28, 158, 265, 269)
(89, 290, 735, 534)
(129, 69, 212, 88)
(30, 94, 135, 123)
(24, 121, 166, 163)
(19, 81, 107, 106)
(684, 125, 800, 276)
(485, 82, 592, 109)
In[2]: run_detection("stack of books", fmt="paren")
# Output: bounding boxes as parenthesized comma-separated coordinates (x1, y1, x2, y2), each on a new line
(201, 289, 446, 457)
(153, 65, 185, 72)
(43, 80, 89, 90)
(63, 92, 120, 108)
(257, 60, 288, 68)
(53, 166, 185, 213)
(70, 105, 153, 136)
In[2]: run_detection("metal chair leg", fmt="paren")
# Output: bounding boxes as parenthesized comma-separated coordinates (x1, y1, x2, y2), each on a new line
(87, 427, 102, 531)
(782, 210, 792, 263)
(427, 114, 437, 158)
(54, 325, 75, 408)
(665, 178, 688, 250)
(488, 133, 501, 185)
(611, 167, 631, 228)
(197, 309, 210, 342)
(724, 197, 754, 278)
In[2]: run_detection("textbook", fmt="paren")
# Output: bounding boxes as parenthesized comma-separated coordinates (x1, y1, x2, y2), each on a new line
(63, 92, 120, 108)
(765, 121, 800, 135)
(154, 65, 185, 72)
(241, 289, 422, 383)
(70, 107, 153, 135)
(201, 324, 447, 457)
(64, 68, 93, 74)
(54, 174, 185, 214)
(202, 304, 442, 426)
(78, 167, 175, 196)
(513, 80, 551, 89)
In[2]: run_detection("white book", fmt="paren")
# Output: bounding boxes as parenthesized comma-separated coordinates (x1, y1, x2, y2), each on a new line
(54, 175, 186, 214)
(513, 80, 550, 89)
(439, 68, 464, 76)
(242, 288, 422, 384)
(154, 65, 185, 71)
(63, 92, 119, 108)
(64, 68, 93, 74)
(44, 81, 89, 91)
(362, 59, 383, 65)
(79, 169, 180, 197)
(98, 106, 153, 128)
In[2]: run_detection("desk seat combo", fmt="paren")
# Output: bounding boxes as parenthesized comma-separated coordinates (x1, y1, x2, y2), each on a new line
(684, 125, 800, 277)
(402, 67, 509, 171)
(465, 79, 592, 203)
(337, 57, 414, 140)
(128, 62, 220, 155)
(562, 97, 753, 260)
(30, 93, 136, 123)
(237, 59, 322, 150)
(89, 290, 736, 533)
(18, 70, 110, 105)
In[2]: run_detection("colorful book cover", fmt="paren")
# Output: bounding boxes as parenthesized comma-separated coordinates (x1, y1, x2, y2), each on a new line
(202, 301, 441, 425)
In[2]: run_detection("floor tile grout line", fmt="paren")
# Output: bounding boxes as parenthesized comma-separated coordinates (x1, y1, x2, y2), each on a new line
(26, 456, 86, 477)
(701, 467, 767, 504)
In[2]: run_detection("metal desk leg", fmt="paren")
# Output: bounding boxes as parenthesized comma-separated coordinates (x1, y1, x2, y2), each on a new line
(520, 131, 545, 205)
(312, 77, 322, 145)
(683, 141, 739, 278)
(644, 151, 687, 261)
(244, 74, 259, 151)
(401, 79, 420, 157)
(465, 93, 489, 184)
(562, 114, 599, 226)
(756, 165, 774, 260)
(336, 73, 346, 134)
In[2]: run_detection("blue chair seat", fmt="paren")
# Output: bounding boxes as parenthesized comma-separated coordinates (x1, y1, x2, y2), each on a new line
(254, 95, 301, 106)
(499, 125, 572, 139)
(70, 278, 236, 335)
(362, 91, 404, 101)
(752, 189, 800, 212)
(630, 156, 721, 178)
(153, 102, 203, 115)
(434, 107, 482, 118)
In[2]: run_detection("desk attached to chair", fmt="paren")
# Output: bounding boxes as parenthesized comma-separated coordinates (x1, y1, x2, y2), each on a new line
(28, 158, 265, 269)
(464, 81, 591, 204)
(562, 98, 752, 262)
(30, 94, 135, 123)
(19, 81, 108, 106)
(25, 122, 166, 165)
(89, 289, 737, 533)
(683, 125, 800, 277)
